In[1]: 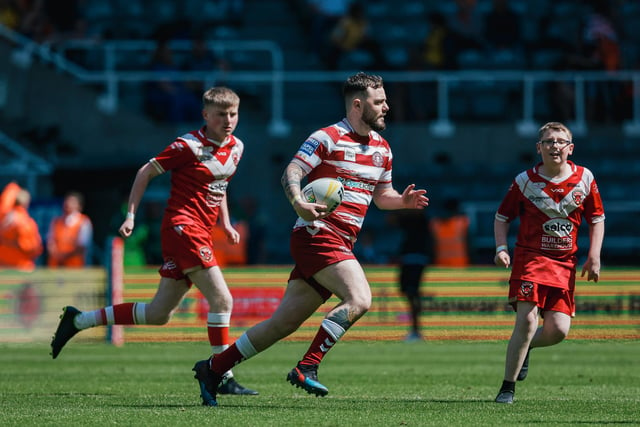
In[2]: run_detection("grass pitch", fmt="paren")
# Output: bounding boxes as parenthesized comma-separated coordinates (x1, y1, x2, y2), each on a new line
(1, 340, 639, 426)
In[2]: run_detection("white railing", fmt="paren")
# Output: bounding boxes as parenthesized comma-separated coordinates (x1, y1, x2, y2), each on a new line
(2, 24, 640, 139)
(0, 25, 290, 135)
(0, 130, 52, 194)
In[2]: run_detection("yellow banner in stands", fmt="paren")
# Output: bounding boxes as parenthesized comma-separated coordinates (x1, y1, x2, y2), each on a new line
(0, 268, 107, 343)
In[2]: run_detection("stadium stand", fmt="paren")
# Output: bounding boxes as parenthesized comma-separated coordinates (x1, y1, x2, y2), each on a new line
(0, 0, 639, 265)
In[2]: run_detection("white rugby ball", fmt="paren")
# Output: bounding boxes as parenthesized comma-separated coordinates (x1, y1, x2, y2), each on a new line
(302, 177, 344, 213)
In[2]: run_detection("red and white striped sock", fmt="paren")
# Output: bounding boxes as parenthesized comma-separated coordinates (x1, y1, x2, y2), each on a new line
(208, 312, 234, 378)
(74, 302, 146, 329)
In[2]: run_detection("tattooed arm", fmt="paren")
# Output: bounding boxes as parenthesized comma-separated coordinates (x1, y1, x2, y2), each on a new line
(281, 161, 328, 221)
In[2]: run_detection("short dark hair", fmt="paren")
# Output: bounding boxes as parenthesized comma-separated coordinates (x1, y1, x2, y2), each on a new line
(342, 72, 384, 99)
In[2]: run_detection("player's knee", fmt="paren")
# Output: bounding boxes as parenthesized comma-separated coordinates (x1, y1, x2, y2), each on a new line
(515, 316, 538, 338)
(350, 295, 371, 317)
(551, 327, 569, 344)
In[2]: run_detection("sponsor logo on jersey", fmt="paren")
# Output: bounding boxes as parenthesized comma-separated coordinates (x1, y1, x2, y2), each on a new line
(208, 181, 228, 193)
(550, 188, 564, 193)
(342, 178, 375, 192)
(520, 281, 534, 297)
(543, 218, 574, 236)
(344, 148, 356, 162)
(531, 182, 546, 189)
(299, 139, 320, 156)
(541, 218, 574, 250)
(572, 190, 584, 205)
(198, 146, 214, 161)
(528, 195, 551, 202)
(199, 246, 213, 262)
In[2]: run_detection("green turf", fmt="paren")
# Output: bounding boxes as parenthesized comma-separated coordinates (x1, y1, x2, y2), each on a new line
(1, 340, 639, 426)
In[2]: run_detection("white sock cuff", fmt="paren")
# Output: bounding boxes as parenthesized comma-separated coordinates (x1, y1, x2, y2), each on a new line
(134, 303, 147, 324)
(211, 344, 229, 354)
(235, 333, 258, 359)
(208, 312, 231, 327)
(321, 319, 346, 341)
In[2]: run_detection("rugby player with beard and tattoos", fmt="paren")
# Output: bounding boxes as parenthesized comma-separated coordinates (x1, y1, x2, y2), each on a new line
(192, 72, 429, 406)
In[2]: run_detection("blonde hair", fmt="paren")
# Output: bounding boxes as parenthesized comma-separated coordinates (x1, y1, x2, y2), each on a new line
(202, 86, 240, 109)
(538, 121, 572, 141)
(15, 189, 31, 207)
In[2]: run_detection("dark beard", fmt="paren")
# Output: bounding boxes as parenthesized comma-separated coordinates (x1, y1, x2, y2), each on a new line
(362, 108, 385, 132)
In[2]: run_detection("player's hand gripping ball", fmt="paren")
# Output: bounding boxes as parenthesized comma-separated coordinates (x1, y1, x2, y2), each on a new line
(302, 177, 344, 214)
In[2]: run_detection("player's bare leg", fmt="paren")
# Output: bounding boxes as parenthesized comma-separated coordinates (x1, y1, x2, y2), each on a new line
(200, 278, 324, 403)
(286, 260, 372, 396)
(514, 310, 571, 382)
(51, 277, 187, 359)
(496, 302, 538, 403)
(190, 267, 258, 395)
(529, 311, 571, 348)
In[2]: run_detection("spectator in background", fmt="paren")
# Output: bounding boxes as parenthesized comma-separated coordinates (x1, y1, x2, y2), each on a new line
(399, 11, 456, 121)
(582, 0, 622, 121)
(0, 182, 43, 271)
(354, 229, 386, 264)
(304, 0, 351, 63)
(430, 198, 470, 267)
(110, 197, 150, 267)
(144, 39, 202, 123)
(183, 34, 230, 99)
(483, 0, 522, 51)
(0, 0, 20, 30)
(448, 0, 486, 55)
(393, 208, 433, 341)
(47, 191, 93, 267)
(416, 11, 456, 71)
(547, 1, 623, 123)
(324, 1, 387, 70)
(238, 195, 267, 265)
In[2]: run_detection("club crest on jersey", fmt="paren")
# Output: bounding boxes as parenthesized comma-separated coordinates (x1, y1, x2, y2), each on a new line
(372, 151, 383, 167)
(232, 152, 240, 165)
(572, 190, 584, 205)
(199, 246, 213, 262)
(520, 281, 534, 297)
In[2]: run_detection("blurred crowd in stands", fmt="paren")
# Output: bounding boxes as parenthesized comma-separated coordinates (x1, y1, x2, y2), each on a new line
(1, 0, 636, 125)
(1, 0, 639, 268)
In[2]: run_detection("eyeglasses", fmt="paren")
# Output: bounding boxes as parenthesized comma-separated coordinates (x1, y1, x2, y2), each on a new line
(539, 139, 572, 147)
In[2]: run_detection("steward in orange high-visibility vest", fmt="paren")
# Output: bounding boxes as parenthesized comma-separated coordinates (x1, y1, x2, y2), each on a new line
(430, 198, 470, 267)
(0, 183, 43, 271)
(47, 192, 93, 267)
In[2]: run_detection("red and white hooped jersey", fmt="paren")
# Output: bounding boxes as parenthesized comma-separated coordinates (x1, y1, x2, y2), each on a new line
(150, 127, 243, 229)
(291, 118, 393, 240)
(496, 161, 605, 260)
